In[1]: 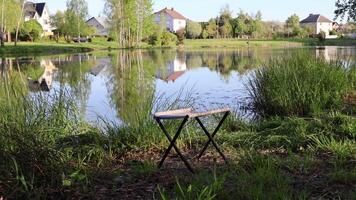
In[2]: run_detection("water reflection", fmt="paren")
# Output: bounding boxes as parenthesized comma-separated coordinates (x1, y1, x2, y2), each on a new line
(29, 60, 57, 92)
(0, 46, 355, 123)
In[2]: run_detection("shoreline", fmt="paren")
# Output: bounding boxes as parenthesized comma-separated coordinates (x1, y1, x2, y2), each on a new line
(0, 38, 355, 57)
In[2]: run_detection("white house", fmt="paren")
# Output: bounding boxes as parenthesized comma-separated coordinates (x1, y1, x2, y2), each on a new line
(28, 59, 57, 92)
(156, 56, 187, 82)
(154, 7, 186, 32)
(300, 14, 334, 37)
(24, 2, 53, 36)
(86, 17, 109, 37)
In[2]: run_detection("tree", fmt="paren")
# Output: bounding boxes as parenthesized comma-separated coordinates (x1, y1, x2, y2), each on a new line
(0, 0, 21, 46)
(21, 19, 43, 42)
(285, 14, 300, 37)
(205, 18, 218, 38)
(186, 20, 202, 39)
(335, 0, 356, 21)
(104, 0, 154, 48)
(66, 0, 88, 42)
(218, 4, 233, 38)
(232, 10, 249, 38)
(15, 0, 25, 46)
(250, 11, 263, 38)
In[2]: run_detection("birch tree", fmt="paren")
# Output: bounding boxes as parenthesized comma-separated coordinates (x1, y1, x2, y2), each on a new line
(66, 0, 88, 42)
(0, 0, 21, 46)
(104, 0, 153, 48)
(14, 0, 25, 46)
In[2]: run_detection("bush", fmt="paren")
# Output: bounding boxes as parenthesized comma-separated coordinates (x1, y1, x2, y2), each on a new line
(175, 29, 185, 45)
(20, 19, 43, 42)
(161, 31, 177, 46)
(330, 30, 338, 36)
(318, 31, 326, 42)
(247, 53, 352, 117)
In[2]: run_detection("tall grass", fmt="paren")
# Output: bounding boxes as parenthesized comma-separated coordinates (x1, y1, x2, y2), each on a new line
(247, 53, 354, 117)
(0, 74, 199, 197)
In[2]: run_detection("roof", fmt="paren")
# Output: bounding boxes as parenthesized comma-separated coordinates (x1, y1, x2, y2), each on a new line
(300, 14, 333, 23)
(166, 71, 185, 82)
(86, 17, 109, 28)
(24, 2, 46, 17)
(35, 3, 46, 17)
(155, 8, 186, 20)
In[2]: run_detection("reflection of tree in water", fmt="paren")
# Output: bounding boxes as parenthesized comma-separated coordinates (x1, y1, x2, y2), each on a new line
(0, 57, 43, 97)
(54, 54, 95, 117)
(106, 50, 155, 127)
(185, 49, 265, 78)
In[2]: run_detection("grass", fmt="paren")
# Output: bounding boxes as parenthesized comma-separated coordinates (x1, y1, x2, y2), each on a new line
(0, 53, 355, 199)
(184, 38, 302, 49)
(1, 37, 355, 56)
(284, 37, 356, 46)
(247, 53, 355, 117)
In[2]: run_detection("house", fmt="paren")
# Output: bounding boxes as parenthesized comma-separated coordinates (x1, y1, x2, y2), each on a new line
(154, 7, 186, 32)
(28, 59, 57, 92)
(300, 14, 333, 37)
(24, 2, 53, 36)
(86, 17, 109, 37)
(156, 56, 187, 82)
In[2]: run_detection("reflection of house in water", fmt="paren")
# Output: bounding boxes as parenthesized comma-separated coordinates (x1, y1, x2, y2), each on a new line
(157, 57, 187, 82)
(29, 60, 57, 92)
(315, 46, 338, 61)
(89, 57, 110, 76)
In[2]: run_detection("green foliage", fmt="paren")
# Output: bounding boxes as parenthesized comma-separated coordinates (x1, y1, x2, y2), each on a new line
(149, 30, 177, 46)
(20, 20, 43, 41)
(158, 170, 226, 200)
(234, 154, 293, 200)
(285, 14, 300, 36)
(317, 31, 326, 42)
(104, 0, 154, 47)
(0, 0, 21, 32)
(161, 31, 177, 46)
(186, 21, 202, 39)
(247, 53, 353, 117)
(205, 19, 218, 38)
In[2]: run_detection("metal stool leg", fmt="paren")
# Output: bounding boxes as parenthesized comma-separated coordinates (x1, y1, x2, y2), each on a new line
(155, 116, 195, 173)
(196, 112, 230, 162)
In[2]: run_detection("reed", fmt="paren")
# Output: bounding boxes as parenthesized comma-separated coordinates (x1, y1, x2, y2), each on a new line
(247, 53, 354, 118)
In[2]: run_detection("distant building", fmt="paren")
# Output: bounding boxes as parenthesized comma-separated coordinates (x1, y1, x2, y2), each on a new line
(157, 56, 187, 82)
(154, 7, 186, 32)
(29, 60, 57, 92)
(300, 14, 333, 37)
(24, 2, 53, 36)
(86, 17, 109, 37)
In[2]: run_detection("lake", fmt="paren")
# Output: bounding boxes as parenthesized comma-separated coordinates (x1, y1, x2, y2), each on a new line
(1, 46, 355, 124)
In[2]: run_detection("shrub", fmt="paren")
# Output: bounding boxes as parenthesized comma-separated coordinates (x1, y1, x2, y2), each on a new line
(20, 19, 43, 42)
(175, 29, 185, 45)
(247, 53, 351, 117)
(161, 31, 177, 46)
(317, 31, 326, 42)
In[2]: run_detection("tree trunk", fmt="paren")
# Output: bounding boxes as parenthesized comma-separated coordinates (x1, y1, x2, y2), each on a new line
(15, 0, 25, 46)
(1, 0, 5, 47)
(7, 31, 10, 42)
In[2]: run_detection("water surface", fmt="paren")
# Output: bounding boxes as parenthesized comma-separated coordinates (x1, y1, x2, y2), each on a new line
(1, 46, 355, 124)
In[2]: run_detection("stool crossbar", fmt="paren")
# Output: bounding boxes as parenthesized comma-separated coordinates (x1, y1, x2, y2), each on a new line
(154, 108, 230, 173)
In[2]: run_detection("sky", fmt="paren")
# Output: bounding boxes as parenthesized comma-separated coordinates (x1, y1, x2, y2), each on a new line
(41, 0, 338, 22)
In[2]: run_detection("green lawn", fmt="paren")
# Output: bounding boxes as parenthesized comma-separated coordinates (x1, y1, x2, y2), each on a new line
(184, 38, 356, 49)
(184, 38, 303, 48)
(1, 37, 355, 56)
(0, 38, 118, 56)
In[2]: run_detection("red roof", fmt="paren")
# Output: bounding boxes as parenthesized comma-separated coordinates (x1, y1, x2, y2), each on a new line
(166, 71, 185, 82)
(155, 8, 186, 20)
